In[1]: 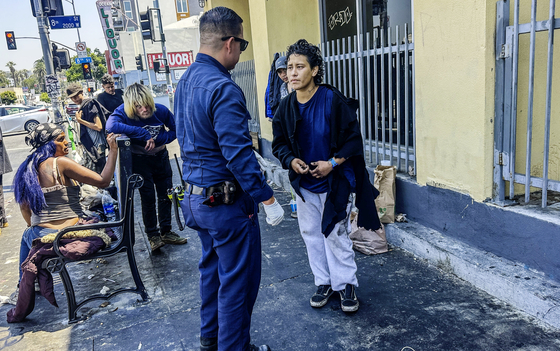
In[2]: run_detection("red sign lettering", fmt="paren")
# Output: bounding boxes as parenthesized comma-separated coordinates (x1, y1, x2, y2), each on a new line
(147, 51, 194, 69)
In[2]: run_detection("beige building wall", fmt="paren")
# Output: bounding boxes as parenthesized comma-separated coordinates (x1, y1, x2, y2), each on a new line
(414, 0, 496, 201)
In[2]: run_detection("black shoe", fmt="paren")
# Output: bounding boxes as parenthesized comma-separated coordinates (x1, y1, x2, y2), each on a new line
(249, 345, 271, 351)
(310, 285, 334, 308)
(339, 284, 359, 313)
(200, 336, 217, 351)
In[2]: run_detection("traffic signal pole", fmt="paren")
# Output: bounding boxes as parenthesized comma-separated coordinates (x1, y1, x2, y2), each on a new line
(154, 0, 174, 111)
(133, 0, 153, 93)
(32, 0, 63, 123)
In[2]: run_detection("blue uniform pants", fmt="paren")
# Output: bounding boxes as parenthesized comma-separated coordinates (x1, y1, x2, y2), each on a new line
(180, 191, 262, 351)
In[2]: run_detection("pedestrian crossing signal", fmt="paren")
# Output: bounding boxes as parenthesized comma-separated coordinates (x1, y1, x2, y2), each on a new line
(5, 31, 16, 50)
(82, 63, 92, 80)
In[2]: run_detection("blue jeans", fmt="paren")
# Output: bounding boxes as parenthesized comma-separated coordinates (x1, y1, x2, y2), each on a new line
(180, 191, 261, 351)
(19, 226, 58, 281)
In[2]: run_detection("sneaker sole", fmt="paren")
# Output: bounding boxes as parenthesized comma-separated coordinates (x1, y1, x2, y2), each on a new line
(162, 238, 188, 245)
(310, 291, 334, 308)
(341, 300, 360, 312)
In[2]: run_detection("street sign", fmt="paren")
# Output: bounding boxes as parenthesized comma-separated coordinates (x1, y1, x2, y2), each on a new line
(75, 42, 87, 58)
(88, 81, 95, 88)
(49, 15, 81, 30)
(75, 57, 92, 64)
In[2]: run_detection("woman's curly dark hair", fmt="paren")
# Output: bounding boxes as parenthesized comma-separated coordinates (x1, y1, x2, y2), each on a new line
(287, 39, 324, 85)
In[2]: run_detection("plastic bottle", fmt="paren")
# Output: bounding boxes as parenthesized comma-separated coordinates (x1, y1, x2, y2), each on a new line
(102, 191, 116, 222)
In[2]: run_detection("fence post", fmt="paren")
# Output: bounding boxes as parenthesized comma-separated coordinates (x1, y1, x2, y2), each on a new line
(493, 0, 509, 205)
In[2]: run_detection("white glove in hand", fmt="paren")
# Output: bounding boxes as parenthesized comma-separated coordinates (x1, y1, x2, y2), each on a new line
(263, 199, 284, 226)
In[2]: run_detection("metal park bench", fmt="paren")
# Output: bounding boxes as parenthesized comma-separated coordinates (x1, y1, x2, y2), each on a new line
(42, 137, 149, 323)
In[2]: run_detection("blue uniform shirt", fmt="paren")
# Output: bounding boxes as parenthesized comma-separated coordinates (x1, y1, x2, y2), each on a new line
(174, 53, 273, 204)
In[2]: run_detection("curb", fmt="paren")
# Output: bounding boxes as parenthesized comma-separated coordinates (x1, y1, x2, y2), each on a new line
(385, 221, 560, 330)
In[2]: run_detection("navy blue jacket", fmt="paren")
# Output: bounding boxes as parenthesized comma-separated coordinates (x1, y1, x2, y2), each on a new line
(174, 53, 273, 204)
(106, 103, 176, 154)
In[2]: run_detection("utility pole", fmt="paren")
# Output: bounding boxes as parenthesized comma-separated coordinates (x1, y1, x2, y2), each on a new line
(154, 0, 174, 111)
(134, 0, 153, 93)
(32, 0, 63, 123)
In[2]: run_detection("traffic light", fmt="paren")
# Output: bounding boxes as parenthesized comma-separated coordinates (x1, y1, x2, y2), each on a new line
(135, 54, 144, 71)
(5, 32, 16, 50)
(82, 63, 92, 80)
(30, 0, 64, 17)
(139, 8, 155, 41)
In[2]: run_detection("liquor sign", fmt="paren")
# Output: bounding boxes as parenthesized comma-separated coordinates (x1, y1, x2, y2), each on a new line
(96, 0, 124, 74)
(147, 51, 194, 70)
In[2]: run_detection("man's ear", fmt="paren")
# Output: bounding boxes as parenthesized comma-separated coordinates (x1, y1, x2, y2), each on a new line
(224, 37, 233, 54)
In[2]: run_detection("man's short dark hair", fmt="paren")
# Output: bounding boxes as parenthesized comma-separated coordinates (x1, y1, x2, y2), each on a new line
(199, 6, 243, 48)
(287, 39, 324, 85)
(101, 74, 114, 85)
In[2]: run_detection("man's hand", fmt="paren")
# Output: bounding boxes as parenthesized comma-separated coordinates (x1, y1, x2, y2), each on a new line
(75, 110, 83, 120)
(290, 158, 309, 174)
(309, 160, 333, 178)
(262, 197, 284, 226)
(145, 138, 155, 151)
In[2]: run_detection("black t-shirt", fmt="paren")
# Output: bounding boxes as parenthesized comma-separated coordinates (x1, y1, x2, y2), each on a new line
(96, 89, 124, 114)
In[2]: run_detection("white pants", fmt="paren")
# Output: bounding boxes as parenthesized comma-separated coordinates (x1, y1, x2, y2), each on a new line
(296, 188, 358, 291)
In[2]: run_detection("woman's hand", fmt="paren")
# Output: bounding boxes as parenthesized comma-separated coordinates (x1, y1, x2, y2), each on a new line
(290, 158, 309, 174)
(309, 160, 333, 178)
(145, 138, 155, 151)
(106, 133, 120, 151)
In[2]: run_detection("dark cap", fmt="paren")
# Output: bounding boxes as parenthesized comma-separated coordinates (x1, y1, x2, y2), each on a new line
(66, 83, 83, 98)
(275, 56, 287, 71)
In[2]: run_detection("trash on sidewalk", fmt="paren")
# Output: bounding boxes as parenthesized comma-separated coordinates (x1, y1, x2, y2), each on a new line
(100, 286, 110, 294)
(349, 212, 388, 255)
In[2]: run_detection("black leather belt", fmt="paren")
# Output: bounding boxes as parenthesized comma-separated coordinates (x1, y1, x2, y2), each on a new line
(185, 183, 205, 196)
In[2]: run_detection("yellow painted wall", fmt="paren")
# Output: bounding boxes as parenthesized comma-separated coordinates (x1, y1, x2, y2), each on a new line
(414, 0, 496, 201)
(248, 0, 321, 141)
(205, 0, 254, 62)
(511, 3, 560, 193)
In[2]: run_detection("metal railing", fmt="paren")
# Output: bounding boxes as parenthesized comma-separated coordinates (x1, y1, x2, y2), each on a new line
(231, 60, 260, 134)
(321, 25, 415, 174)
(494, 0, 559, 207)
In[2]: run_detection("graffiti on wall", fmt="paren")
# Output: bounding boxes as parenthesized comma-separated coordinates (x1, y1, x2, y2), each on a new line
(328, 7, 353, 31)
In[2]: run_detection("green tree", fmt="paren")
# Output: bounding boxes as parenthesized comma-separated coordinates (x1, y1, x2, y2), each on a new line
(33, 59, 47, 93)
(40, 92, 51, 103)
(5, 61, 16, 86)
(0, 91, 17, 105)
(0, 71, 9, 88)
(66, 48, 107, 83)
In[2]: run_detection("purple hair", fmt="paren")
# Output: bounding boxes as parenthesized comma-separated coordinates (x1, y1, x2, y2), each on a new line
(13, 141, 57, 215)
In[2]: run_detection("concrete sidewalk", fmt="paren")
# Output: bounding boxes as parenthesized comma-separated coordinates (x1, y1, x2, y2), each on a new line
(1, 155, 560, 350)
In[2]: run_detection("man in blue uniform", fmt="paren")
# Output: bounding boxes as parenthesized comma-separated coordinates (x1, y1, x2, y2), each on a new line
(107, 83, 188, 252)
(174, 6, 284, 351)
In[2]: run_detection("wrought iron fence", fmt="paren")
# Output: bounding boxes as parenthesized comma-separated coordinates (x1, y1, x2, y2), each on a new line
(494, 0, 560, 207)
(231, 59, 260, 134)
(321, 25, 415, 174)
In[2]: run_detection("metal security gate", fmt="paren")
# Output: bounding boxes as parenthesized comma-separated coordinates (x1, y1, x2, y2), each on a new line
(494, 0, 559, 207)
(231, 59, 260, 134)
(321, 25, 415, 174)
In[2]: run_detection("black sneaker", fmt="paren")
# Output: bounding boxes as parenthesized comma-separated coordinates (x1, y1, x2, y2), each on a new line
(200, 336, 217, 351)
(310, 285, 334, 308)
(339, 284, 359, 312)
(161, 231, 188, 245)
(149, 236, 166, 252)
(249, 345, 271, 351)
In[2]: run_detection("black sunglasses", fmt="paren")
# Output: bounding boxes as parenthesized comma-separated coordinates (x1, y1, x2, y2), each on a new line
(221, 36, 249, 52)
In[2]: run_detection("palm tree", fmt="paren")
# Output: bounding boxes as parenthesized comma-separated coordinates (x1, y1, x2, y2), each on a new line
(5, 61, 16, 86)
(33, 59, 46, 92)
(0, 71, 9, 88)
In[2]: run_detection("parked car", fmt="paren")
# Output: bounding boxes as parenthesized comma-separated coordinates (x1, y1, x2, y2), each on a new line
(0, 105, 51, 133)
(66, 103, 79, 116)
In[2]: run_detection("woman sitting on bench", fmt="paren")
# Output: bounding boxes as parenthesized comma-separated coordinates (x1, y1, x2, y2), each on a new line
(9, 123, 119, 303)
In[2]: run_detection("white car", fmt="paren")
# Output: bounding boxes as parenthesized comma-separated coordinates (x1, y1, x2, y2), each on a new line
(0, 105, 51, 133)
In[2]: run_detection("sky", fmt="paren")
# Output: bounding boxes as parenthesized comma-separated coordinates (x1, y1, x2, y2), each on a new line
(0, 0, 108, 72)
